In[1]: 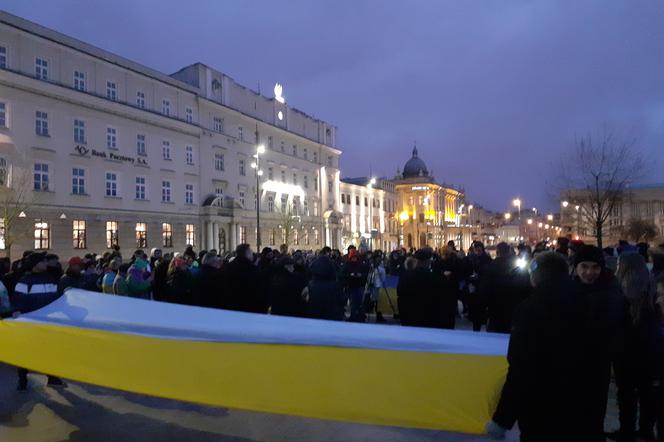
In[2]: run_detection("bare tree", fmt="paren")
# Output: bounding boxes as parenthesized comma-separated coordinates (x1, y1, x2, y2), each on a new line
(277, 202, 301, 249)
(624, 218, 658, 243)
(0, 157, 35, 258)
(558, 129, 645, 248)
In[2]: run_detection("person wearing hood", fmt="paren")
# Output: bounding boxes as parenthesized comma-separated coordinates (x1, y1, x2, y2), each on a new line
(57, 257, 85, 295)
(125, 257, 152, 299)
(489, 252, 599, 441)
(222, 244, 264, 313)
(573, 245, 629, 439)
(305, 254, 344, 320)
(270, 256, 307, 317)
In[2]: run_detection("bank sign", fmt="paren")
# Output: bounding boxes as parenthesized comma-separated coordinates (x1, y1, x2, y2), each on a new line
(74, 145, 148, 166)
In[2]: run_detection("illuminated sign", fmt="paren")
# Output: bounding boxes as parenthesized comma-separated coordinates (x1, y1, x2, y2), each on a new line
(411, 186, 430, 191)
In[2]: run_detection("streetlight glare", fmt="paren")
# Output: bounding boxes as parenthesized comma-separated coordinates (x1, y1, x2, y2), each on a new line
(512, 198, 521, 207)
(370, 177, 377, 185)
(468, 205, 473, 210)
(250, 162, 257, 169)
(562, 201, 569, 207)
(547, 214, 554, 221)
(504, 213, 511, 220)
(527, 218, 533, 224)
(399, 211, 410, 222)
(257, 145, 266, 154)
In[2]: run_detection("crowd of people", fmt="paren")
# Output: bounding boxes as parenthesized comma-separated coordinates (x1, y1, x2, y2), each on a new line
(1, 237, 664, 441)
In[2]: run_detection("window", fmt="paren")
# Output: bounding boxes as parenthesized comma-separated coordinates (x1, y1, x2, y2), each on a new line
(314, 200, 319, 216)
(0, 102, 5, 127)
(364, 197, 368, 207)
(303, 200, 308, 216)
(136, 134, 146, 156)
(281, 194, 288, 210)
(239, 159, 245, 176)
(293, 173, 297, 185)
(356, 195, 360, 205)
(294, 230, 299, 246)
(74, 71, 85, 91)
(73, 220, 86, 249)
(281, 170, 286, 183)
(292, 145, 297, 156)
(106, 127, 117, 149)
(106, 221, 119, 248)
(162, 141, 171, 160)
(313, 151, 318, 163)
(161, 180, 171, 202)
(135, 223, 147, 248)
(35, 111, 48, 136)
(280, 141, 285, 152)
(106, 81, 117, 100)
(327, 156, 333, 167)
(162, 99, 170, 116)
(186, 224, 195, 246)
(162, 223, 173, 248)
(135, 176, 146, 200)
(238, 126, 243, 141)
(269, 229, 276, 245)
(214, 153, 224, 171)
(136, 91, 145, 108)
(0, 46, 6, 69)
(35, 57, 48, 80)
(105, 172, 117, 197)
(74, 119, 85, 143)
(240, 226, 246, 244)
(34, 220, 49, 249)
(213, 117, 223, 132)
(268, 195, 274, 212)
(214, 187, 224, 207)
(268, 167, 274, 180)
(268, 136, 273, 149)
(185, 145, 194, 165)
(303, 148, 308, 160)
(34, 163, 49, 191)
(185, 184, 194, 205)
(305, 230, 310, 246)
(0, 157, 7, 186)
(0, 218, 5, 250)
(185, 107, 193, 123)
(314, 228, 319, 244)
(239, 191, 245, 207)
(72, 168, 85, 194)
(314, 176, 318, 191)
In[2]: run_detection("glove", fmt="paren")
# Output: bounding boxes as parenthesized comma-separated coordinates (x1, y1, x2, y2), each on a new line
(485, 420, 507, 440)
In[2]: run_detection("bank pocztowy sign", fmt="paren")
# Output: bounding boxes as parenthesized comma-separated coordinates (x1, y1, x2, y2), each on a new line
(74, 144, 147, 166)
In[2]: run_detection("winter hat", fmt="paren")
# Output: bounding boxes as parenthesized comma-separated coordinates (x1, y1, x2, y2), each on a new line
(133, 258, 148, 270)
(574, 245, 605, 267)
(68, 256, 83, 267)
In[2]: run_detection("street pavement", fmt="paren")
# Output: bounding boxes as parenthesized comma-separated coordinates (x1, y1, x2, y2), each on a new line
(0, 315, 618, 441)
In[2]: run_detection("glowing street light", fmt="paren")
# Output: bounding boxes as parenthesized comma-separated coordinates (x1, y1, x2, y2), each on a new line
(562, 201, 569, 208)
(512, 198, 521, 218)
(504, 213, 512, 220)
(527, 218, 533, 225)
(547, 214, 554, 221)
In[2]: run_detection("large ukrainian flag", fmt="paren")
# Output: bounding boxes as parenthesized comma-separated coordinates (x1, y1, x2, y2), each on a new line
(0, 289, 508, 434)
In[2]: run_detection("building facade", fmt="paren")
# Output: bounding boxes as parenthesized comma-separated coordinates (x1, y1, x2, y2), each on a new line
(0, 12, 341, 260)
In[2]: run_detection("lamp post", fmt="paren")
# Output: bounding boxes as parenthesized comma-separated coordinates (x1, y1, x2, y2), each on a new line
(367, 178, 376, 250)
(251, 144, 265, 250)
(399, 210, 409, 247)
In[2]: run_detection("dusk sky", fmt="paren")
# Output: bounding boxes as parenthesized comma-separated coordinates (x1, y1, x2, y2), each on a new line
(2, 1, 663, 212)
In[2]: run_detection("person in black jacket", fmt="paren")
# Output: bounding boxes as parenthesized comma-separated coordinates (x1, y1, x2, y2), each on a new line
(488, 251, 600, 442)
(57, 256, 85, 295)
(305, 255, 344, 320)
(163, 257, 192, 304)
(270, 257, 307, 317)
(465, 241, 493, 331)
(10, 252, 66, 390)
(222, 244, 264, 313)
(192, 253, 224, 308)
(397, 248, 456, 329)
(344, 250, 369, 322)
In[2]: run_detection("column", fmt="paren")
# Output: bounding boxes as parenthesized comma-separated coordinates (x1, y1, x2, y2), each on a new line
(212, 222, 220, 250)
(206, 221, 213, 250)
(230, 223, 238, 250)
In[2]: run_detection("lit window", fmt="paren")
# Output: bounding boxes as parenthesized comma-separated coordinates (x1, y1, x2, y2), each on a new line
(35, 111, 48, 136)
(35, 57, 48, 80)
(106, 127, 117, 149)
(185, 224, 195, 246)
(185, 184, 194, 205)
(135, 223, 147, 248)
(162, 141, 171, 160)
(137, 134, 146, 156)
(73, 220, 86, 249)
(34, 220, 49, 249)
(215, 153, 225, 171)
(136, 91, 145, 108)
(106, 81, 117, 100)
(72, 168, 85, 194)
(162, 99, 170, 116)
(161, 181, 171, 202)
(162, 223, 173, 248)
(106, 221, 119, 248)
(74, 119, 86, 143)
(74, 71, 86, 91)
(213, 117, 223, 132)
(0, 102, 5, 127)
(135, 176, 146, 200)
(239, 159, 245, 176)
(33, 163, 49, 191)
(269, 229, 275, 245)
(105, 172, 117, 197)
(185, 107, 193, 123)
(240, 226, 246, 244)
(185, 145, 194, 165)
(268, 195, 274, 212)
(0, 46, 6, 69)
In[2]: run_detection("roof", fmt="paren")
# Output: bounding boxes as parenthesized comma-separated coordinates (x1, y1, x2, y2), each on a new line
(402, 145, 429, 178)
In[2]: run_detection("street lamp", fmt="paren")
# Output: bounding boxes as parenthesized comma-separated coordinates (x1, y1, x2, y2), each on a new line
(504, 212, 511, 220)
(512, 198, 521, 218)
(562, 200, 569, 208)
(252, 144, 265, 250)
(527, 218, 533, 225)
(547, 214, 554, 221)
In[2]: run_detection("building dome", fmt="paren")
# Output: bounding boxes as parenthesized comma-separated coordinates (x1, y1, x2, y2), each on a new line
(402, 145, 429, 178)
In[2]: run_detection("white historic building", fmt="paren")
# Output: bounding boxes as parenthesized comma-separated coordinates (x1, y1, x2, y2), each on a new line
(0, 11, 342, 259)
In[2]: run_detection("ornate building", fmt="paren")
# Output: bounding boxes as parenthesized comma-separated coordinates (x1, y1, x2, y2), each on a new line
(393, 146, 469, 250)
